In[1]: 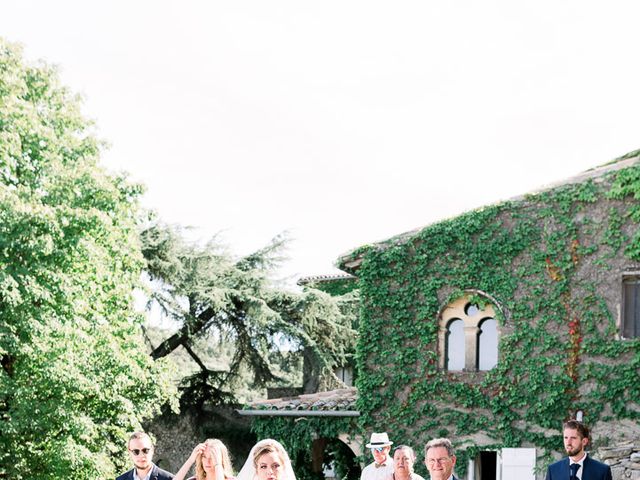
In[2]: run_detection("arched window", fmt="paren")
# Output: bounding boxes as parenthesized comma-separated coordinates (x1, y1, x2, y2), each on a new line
(438, 292, 501, 372)
(477, 318, 498, 371)
(445, 319, 465, 371)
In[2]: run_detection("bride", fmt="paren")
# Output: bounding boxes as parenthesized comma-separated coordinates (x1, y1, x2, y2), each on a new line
(236, 439, 296, 480)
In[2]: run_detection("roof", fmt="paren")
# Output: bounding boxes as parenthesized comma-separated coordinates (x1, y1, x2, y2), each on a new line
(297, 273, 356, 286)
(337, 150, 640, 274)
(237, 387, 359, 417)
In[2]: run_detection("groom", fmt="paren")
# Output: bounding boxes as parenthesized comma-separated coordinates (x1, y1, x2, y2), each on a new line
(545, 420, 612, 480)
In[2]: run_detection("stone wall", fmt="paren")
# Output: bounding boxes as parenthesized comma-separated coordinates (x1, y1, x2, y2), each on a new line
(597, 442, 640, 480)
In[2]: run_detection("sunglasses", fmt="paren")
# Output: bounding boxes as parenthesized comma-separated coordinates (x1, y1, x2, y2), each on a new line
(372, 447, 386, 452)
(130, 448, 152, 456)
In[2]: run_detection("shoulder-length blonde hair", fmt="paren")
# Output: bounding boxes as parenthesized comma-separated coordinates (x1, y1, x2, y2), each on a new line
(195, 439, 234, 480)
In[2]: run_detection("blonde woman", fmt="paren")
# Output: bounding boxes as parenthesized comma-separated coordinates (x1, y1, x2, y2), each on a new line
(174, 439, 235, 480)
(236, 439, 296, 480)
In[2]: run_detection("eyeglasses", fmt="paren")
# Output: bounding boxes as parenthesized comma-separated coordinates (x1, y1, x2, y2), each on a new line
(427, 457, 451, 466)
(129, 448, 152, 456)
(372, 447, 386, 453)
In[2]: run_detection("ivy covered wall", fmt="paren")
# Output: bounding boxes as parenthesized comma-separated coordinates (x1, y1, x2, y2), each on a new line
(250, 152, 640, 480)
(347, 153, 640, 476)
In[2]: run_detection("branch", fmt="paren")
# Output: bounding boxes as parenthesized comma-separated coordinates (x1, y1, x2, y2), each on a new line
(140, 324, 156, 351)
(183, 342, 208, 371)
(150, 306, 216, 359)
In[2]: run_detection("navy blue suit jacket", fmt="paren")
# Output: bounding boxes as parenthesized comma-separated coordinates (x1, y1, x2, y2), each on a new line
(116, 463, 174, 480)
(545, 456, 612, 480)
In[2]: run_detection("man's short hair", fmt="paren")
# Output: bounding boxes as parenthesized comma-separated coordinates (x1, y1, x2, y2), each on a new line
(128, 431, 154, 448)
(394, 445, 416, 461)
(563, 420, 590, 441)
(424, 438, 455, 458)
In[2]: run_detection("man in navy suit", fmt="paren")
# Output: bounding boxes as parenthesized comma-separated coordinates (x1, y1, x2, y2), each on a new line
(545, 420, 612, 480)
(116, 431, 174, 480)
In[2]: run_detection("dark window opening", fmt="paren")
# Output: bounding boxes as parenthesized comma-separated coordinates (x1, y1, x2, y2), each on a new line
(622, 275, 640, 338)
(477, 451, 497, 480)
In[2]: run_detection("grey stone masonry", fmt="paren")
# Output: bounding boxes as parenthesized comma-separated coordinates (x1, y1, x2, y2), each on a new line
(595, 442, 640, 480)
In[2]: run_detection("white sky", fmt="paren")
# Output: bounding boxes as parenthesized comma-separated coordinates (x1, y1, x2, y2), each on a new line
(2, 1, 640, 287)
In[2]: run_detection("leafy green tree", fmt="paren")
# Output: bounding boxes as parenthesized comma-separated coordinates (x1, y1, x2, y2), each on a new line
(0, 39, 177, 478)
(140, 222, 358, 405)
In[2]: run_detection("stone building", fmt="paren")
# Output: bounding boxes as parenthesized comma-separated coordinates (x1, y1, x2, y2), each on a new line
(249, 150, 640, 480)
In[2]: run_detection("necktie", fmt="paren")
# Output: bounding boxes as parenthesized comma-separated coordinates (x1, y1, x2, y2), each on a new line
(569, 463, 580, 480)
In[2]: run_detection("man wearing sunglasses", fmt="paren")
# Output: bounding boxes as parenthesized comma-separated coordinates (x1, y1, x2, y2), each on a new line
(361, 432, 394, 480)
(116, 431, 174, 480)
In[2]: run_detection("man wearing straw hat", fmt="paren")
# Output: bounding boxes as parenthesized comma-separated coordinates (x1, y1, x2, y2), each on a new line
(361, 432, 394, 480)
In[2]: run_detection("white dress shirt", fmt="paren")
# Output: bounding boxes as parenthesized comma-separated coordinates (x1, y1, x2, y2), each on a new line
(361, 459, 394, 480)
(570, 452, 587, 480)
(134, 468, 153, 480)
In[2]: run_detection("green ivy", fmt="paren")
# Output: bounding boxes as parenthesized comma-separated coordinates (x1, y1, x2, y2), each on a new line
(252, 157, 640, 479)
(252, 417, 359, 480)
(352, 162, 640, 476)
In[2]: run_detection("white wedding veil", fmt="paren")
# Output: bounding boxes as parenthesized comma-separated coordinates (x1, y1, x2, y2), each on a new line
(236, 439, 296, 480)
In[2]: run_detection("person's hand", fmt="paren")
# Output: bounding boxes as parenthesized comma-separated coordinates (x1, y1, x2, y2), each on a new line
(174, 443, 208, 480)
(189, 443, 206, 463)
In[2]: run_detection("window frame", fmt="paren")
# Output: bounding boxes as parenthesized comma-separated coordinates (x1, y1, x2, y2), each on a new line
(437, 290, 502, 372)
(621, 272, 640, 339)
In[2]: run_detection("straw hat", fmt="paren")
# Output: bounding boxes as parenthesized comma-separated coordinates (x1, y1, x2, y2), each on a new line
(366, 432, 393, 448)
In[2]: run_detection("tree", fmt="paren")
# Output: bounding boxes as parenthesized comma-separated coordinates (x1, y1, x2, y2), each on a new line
(0, 39, 177, 479)
(140, 221, 358, 407)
